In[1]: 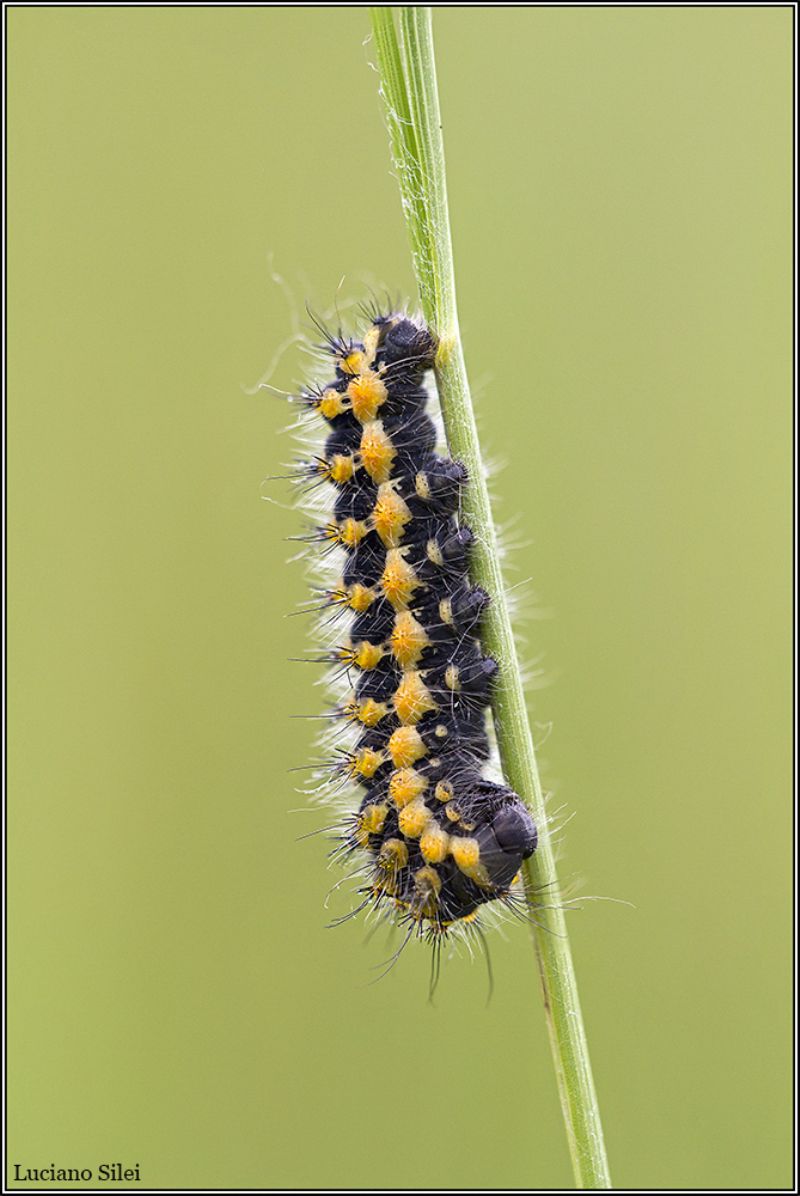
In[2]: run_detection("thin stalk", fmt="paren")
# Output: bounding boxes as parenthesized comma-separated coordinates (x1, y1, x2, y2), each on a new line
(370, 8, 611, 1189)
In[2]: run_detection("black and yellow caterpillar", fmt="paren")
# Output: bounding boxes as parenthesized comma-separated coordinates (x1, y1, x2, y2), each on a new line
(292, 310, 537, 935)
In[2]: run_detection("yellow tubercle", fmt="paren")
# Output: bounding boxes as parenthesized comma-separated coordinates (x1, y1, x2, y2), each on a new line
(339, 349, 367, 376)
(357, 803, 388, 843)
(420, 822, 450, 864)
(412, 866, 443, 919)
(388, 767, 428, 808)
(347, 698, 388, 728)
(389, 610, 429, 667)
(450, 836, 492, 888)
(380, 549, 420, 610)
(398, 799, 432, 839)
(338, 518, 368, 549)
(450, 836, 480, 871)
(426, 538, 444, 567)
(393, 670, 437, 725)
(377, 837, 409, 873)
(318, 389, 349, 420)
(362, 324, 381, 366)
(349, 747, 385, 779)
(347, 370, 388, 422)
(372, 483, 412, 548)
(359, 421, 396, 484)
(444, 664, 460, 691)
(345, 584, 375, 613)
(435, 779, 454, 803)
(387, 725, 427, 768)
(327, 454, 356, 485)
(415, 471, 431, 500)
(353, 641, 384, 671)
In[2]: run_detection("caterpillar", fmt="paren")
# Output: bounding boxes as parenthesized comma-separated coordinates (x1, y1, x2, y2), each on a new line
(288, 308, 537, 941)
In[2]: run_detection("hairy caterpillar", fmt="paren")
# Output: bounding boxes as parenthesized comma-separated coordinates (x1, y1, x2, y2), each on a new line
(288, 309, 537, 940)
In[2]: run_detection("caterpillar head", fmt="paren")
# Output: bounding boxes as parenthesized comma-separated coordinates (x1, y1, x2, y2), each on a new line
(380, 317, 436, 371)
(444, 779, 538, 892)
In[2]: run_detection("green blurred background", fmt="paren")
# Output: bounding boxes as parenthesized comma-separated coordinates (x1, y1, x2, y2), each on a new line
(8, 7, 792, 1190)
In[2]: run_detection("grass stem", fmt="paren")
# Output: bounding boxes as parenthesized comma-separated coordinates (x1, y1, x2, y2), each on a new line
(369, 8, 612, 1188)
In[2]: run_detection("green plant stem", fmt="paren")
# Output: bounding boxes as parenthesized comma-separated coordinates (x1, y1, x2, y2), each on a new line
(370, 8, 611, 1189)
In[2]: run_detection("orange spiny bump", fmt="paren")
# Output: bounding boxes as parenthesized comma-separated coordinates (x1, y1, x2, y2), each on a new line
(353, 641, 384, 670)
(420, 821, 450, 865)
(318, 389, 350, 420)
(325, 518, 368, 549)
(377, 837, 409, 872)
(411, 865, 442, 919)
(336, 347, 367, 375)
(325, 454, 357, 485)
(362, 324, 382, 366)
(372, 483, 411, 548)
(435, 779, 455, 803)
(343, 584, 375, 613)
(359, 421, 396, 484)
(389, 610, 429, 667)
(387, 725, 427, 768)
(346, 747, 386, 779)
(361, 802, 388, 834)
(380, 549, 420, 610)
(393, 670, 437, 725)
(449, 835, 491, 887)
(398, 798, 431, 839)
(388, 767, 428, 808)
(344, 697, 389, 728)
(347, 371, 388, 422)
